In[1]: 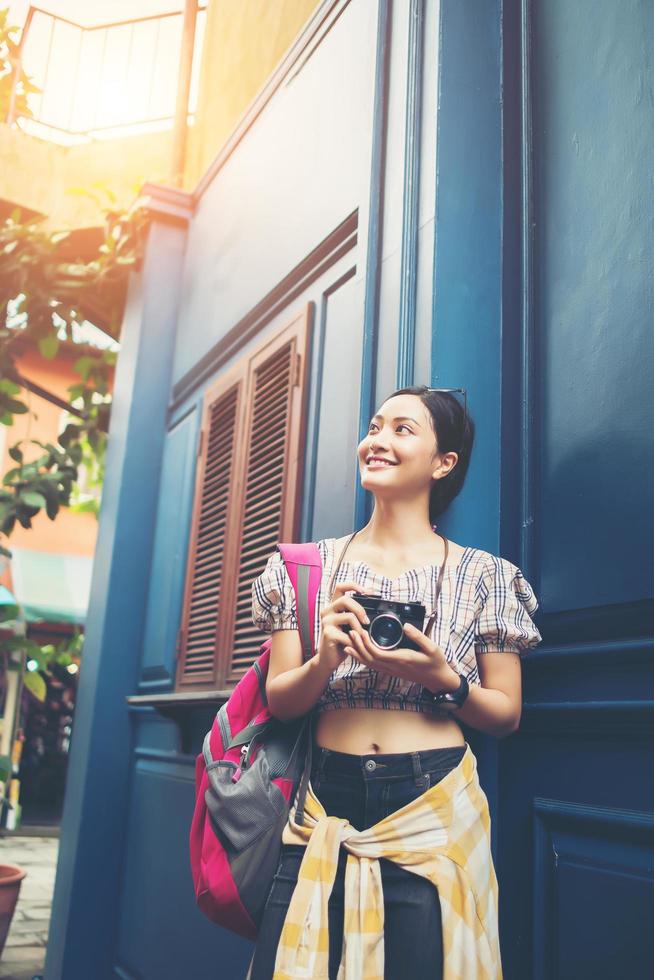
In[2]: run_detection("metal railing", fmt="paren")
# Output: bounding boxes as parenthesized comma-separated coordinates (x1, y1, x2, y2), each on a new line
(5, 3, 207, 144)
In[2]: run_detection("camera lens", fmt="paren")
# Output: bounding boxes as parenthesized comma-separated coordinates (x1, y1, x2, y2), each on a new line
(369, 613, 404, 649)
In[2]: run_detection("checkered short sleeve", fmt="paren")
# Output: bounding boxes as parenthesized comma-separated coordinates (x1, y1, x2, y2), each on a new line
(475, 556, 543, 655)
(251, 548, 299, 633)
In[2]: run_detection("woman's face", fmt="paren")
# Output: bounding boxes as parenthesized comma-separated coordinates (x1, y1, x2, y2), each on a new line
(357, 393, 455, 496)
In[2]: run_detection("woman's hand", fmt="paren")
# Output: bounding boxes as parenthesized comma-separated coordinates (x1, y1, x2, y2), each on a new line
(344, 622, 455, 692)
(317, 581, 376, 674)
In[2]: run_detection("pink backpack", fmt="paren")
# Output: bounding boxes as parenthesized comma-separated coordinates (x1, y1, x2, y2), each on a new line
(189, 542, 322, 939)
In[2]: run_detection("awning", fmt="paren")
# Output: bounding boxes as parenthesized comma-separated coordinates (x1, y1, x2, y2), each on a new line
(10, 548, 94, 625)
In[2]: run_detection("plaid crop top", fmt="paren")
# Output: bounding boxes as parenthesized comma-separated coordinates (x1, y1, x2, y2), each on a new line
(251, 537, 543, 715)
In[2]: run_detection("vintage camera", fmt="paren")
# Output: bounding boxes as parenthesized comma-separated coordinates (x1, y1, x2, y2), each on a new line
(344, 595, 427, 651)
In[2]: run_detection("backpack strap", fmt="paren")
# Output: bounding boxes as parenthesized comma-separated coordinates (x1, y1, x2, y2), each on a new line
(275, 541, 322, 826)
(276, 542, 322, 659)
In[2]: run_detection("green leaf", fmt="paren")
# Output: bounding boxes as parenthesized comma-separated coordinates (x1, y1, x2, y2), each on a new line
(2, 637, 27, 655)
(38, 334, 60, 359)
(0, 380, 21, 395)
(44, 442, 65, 458)
(70, 498, 98, 515)
(5, 399, 28, 414)
(8, 445, 23, 463)
(69, 443, 83, 465)
(23, 670, 47, 702)
(21, 640, 49, 660)
(19, 491, 46, 509)
(0, 604, 20, 622)
(3, 466, 23, 484)
(73, 356, 95, 380)
(59, 423, 79, 447)
(1, 515, 16, 536)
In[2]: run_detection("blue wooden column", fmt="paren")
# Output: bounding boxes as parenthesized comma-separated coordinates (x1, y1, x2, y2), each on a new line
(431, 0, 505, 837)
(432, 0, 504, 550)
(45, 185, 192, 980)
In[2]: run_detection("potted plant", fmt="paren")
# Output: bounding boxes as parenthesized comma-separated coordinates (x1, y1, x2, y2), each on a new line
(0, 861, 27, 957)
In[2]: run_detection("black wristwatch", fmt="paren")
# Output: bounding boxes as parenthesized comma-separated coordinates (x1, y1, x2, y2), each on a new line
(429, 671, 470, 711)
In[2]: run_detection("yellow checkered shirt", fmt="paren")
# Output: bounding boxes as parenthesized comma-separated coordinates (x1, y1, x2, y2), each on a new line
(273, 743, 503, 979)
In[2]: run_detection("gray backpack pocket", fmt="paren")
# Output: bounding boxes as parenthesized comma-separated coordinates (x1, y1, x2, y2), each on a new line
(205, 752, 288, 852)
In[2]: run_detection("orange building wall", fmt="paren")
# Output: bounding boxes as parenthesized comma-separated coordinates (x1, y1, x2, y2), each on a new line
(0, 347, 110, 557)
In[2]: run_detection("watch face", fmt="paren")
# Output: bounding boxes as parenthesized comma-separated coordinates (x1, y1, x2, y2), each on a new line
(438, 698, 462, 710)
(433, 674, 468, 709)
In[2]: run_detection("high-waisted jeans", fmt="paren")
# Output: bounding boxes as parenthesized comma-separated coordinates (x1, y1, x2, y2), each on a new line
(249, 741, 469, 980)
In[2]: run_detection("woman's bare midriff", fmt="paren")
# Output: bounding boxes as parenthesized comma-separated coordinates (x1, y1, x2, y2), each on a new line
(315, 707, 465, 755)
(315, 534, 470, 754)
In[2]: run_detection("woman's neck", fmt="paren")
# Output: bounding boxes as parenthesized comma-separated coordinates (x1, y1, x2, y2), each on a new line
(356, 502, 436, 553)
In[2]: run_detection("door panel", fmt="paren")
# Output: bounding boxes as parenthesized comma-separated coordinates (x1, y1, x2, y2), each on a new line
(532, 0, 654, 610)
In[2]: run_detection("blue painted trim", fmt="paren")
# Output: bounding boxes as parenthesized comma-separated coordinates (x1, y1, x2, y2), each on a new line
(532, 798, 654, 979)
(114, 964, 139, 980)
(133, 746, 195, 766)
(397, 0, 425, 389)
(431, 0, 504, 553)
(138, 401, 202, 694)
(303, 289, 328, 540)
(519, 0, 537, 576)
(499, 0, 539, 582)
(134, 757, 195, 782)
(356, 0, 392, 529)
(302, 267, 357, 539)
(432, 0, 504, 858)
(301, 293, 328, 541)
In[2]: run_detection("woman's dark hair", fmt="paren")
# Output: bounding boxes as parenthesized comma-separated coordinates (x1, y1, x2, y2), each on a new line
(385, 385, 475, 523)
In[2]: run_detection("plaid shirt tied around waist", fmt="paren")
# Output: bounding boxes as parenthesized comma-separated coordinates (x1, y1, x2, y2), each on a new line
(273, 744, 503, 980)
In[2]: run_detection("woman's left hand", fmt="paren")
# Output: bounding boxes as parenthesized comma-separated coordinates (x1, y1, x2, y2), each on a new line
(344, 623, 457, 692)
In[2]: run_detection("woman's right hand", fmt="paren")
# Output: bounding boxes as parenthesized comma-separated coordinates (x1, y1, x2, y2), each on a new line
(317, 581, 374, 673)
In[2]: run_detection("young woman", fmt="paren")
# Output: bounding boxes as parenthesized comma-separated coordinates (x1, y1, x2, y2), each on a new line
(249, 385, 542, 979)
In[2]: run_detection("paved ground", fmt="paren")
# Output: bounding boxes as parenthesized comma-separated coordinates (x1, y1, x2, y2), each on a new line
(0, 835, 58, 980)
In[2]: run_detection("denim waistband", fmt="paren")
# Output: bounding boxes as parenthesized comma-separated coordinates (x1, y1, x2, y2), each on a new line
(311, 742, 468, 781)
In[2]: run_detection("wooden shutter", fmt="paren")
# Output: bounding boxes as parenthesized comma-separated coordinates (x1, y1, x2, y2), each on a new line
(176, 305, 311, 691)
(175, 366, 245, 688)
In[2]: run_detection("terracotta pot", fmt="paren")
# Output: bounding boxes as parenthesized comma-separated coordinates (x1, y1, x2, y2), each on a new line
(0, 864, 27, 958)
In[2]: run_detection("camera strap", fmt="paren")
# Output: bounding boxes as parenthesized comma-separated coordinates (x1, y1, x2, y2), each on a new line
(424, 533, 448, 637)
(327, 529, 360, 599)
(327, 529, 450, 639)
